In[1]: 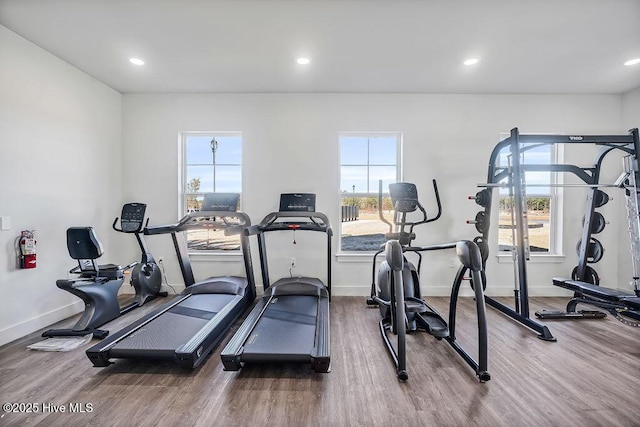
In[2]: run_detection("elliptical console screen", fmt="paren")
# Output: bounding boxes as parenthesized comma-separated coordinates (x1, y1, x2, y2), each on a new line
(279, 193, 316, 212)
(201, 193, 240, 212)
(389, 183, 418, 213)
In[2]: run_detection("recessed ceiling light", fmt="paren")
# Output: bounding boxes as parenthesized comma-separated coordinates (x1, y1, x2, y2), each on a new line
(129, 57, 145, 66)
(624, 58, 640, 66)
(463, 58, 479, 66)
(297, 57, 311, 65)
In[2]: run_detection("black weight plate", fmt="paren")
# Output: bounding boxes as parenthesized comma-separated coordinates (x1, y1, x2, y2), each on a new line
(576, 238, 604, 263)
(581, 212, 606, 234)
(473, 236, 489, 264)
(594, 190, 610, 208)
(474, 211, 488, 234)
(474, 189, 491, 208)
(571, 265, 600, 286)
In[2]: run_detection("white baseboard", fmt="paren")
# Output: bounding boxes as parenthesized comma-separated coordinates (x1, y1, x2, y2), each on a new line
(330, 283, 576, 298)
(0, 301, 83, 347)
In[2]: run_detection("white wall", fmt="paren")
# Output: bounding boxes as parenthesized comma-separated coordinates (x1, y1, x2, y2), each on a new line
(622, 87, 640, 128)
(122, 93, 625, 298)
(0, 26, 122, 346)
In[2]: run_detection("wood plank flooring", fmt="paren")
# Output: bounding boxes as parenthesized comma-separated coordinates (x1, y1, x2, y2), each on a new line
(1, 296, 639, 426)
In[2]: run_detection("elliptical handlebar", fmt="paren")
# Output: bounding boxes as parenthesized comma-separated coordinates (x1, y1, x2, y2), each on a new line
(427, 179, 442, 223)
(378, 179, 443, 246)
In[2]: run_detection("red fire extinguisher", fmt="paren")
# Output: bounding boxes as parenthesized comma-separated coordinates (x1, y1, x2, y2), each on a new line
(19, 230, 37, 269)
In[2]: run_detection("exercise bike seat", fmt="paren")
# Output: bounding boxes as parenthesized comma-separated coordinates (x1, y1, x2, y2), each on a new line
(66, 227, 123, 280)
(77, 264, 123, 280)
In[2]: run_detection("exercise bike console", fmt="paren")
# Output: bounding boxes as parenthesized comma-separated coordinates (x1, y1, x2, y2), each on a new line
(113, 203, 148, 233)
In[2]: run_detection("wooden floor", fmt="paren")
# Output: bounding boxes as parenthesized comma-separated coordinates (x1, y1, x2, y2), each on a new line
(1, 296, 639, 426)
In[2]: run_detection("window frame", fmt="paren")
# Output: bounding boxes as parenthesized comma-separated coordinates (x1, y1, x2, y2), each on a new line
(338, 132, 403, 254)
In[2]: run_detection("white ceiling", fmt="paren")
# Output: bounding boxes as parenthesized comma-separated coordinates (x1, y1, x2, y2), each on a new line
(1, 0, 639, 95)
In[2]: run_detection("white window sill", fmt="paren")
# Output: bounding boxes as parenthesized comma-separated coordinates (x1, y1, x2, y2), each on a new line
(336, 252, 381, 263)
(496, 253, 565, 264)
(188, 251, 244, 262)
(338, 252, 566, 264)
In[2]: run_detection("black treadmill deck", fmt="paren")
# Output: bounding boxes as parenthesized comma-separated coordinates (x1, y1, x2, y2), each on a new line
(86, 278, 250, 368)
(221, 277, 330, 372)
(110, 294, 237, 352)
(242, 294, 318, 361)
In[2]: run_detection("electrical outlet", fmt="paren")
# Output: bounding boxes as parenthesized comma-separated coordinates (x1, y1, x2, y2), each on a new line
(290, 257, 296, 268)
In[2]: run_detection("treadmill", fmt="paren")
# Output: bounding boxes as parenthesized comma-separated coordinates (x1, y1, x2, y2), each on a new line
(221, 193, 332, 373)
(86, 193, 256, 369)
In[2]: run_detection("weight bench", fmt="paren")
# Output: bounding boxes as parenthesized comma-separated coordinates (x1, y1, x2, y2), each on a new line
(535, 278, 640, 323)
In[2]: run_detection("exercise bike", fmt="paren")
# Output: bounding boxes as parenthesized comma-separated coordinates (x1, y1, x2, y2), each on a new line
(367, 181, 490, 382)
(42, 203, 167, 339)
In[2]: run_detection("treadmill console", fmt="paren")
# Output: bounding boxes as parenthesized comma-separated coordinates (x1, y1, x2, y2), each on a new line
(279, 193, 316, 212)
(119, 203, 147, 233)
(201, 193, 240, 212)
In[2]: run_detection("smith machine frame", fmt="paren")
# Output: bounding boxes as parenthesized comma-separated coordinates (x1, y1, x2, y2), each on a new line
(469, 127, 640, 340)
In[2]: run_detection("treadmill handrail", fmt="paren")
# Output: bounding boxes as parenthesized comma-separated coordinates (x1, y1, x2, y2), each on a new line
(144, 210, 251, 235)
(248, 210, 333, 298)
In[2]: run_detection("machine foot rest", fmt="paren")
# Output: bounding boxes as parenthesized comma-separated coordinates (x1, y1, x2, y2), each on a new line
(535, 310, 606, 320)
(415, 312, 449, 338)
(405, 300, 428, 313)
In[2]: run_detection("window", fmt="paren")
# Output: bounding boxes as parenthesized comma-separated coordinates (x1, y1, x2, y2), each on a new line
(181, 132, 242, 251)
(339, 133, 402, 252)
(496, 141, 560, 255)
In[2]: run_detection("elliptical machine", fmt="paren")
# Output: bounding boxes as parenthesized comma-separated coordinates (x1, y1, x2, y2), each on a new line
(42, 203, 167, 339)
(367, 181, 490, 382)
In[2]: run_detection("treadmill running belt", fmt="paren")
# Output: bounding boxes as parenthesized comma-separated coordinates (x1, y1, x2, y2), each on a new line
(169, 304, 216, 320)
(242, 295, 318, 359)
(110, 294, 236, 351)
(262, 306, 316, 325)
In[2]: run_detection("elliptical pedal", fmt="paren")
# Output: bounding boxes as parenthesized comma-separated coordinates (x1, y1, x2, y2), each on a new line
(415, 312, 449, 338)
(404, 299, 427, 313)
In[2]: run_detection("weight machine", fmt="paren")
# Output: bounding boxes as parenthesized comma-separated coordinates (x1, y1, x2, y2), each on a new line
(468, 127, 640, 339)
